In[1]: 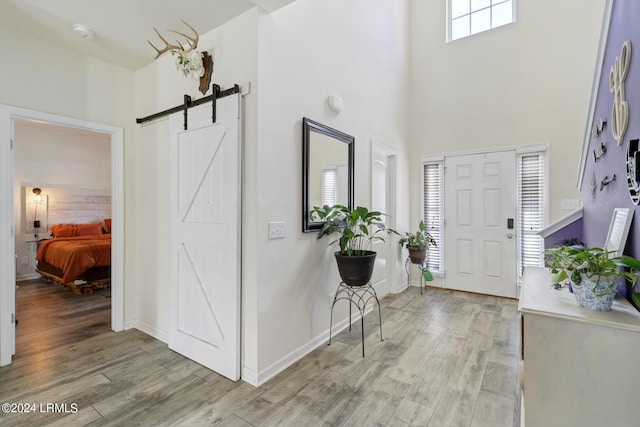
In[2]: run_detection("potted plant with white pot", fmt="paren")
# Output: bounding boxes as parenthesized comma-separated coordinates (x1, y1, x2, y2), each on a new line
(311, 205, 397, 286)
(545, 245, 640, 311)
(398, 220, 437, 281)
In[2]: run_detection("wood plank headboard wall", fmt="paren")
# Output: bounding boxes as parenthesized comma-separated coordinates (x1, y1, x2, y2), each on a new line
(24, 186, 111, 238)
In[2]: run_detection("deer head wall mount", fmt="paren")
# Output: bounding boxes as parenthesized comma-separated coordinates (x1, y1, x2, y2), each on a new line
(148, 20, 213, 95)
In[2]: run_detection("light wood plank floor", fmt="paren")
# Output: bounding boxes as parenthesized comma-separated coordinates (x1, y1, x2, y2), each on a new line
(1, 279, 521, 426)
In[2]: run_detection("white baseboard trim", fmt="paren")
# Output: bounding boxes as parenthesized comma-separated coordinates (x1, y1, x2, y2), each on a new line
(241, 366, 259, 386)
(395, 282, 409, 293)
(123, 310, 378, 389)
(248, 307, 373, 387)
(128, 320, 168, 343)
(16, 273, 40, 282)
(123, 320, 136, 330)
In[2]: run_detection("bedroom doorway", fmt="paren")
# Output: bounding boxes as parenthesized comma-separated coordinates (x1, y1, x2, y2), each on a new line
(0, 105, 124, 366)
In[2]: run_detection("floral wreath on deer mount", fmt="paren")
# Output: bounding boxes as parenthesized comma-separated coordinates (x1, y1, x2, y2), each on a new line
(148, 19, 214, 95)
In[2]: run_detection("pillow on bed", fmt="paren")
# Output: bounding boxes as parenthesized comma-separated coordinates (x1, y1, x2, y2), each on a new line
(50, 224, 74, 238)
(50, 223, 103, 238)
(103, 218, 112, 233)
(75, 223, 103, 236)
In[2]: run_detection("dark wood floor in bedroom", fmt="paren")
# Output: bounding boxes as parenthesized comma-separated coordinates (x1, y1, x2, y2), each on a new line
(13, 279, 112, 358)
(0, 280, 521, 426)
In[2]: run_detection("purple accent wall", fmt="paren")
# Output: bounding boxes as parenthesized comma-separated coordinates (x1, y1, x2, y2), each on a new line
(581, 0, 640, 298)
(543, 218, 584, 249)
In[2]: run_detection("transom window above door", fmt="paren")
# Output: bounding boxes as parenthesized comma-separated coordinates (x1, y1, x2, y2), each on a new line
(447, 0, 515, 42)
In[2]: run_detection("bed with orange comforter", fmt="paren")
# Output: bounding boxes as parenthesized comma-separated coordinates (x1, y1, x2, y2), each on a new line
(36, 234, 111, 294)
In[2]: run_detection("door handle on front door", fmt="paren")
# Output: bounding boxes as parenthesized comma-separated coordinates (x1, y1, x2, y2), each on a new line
(507, 233, 514, 239)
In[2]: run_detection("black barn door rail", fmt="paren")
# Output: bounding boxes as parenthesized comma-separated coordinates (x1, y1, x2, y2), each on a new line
(135, 83, 240, 130)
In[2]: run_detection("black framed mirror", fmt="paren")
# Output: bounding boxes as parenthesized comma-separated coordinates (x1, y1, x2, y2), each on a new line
(302, 117, 354, 232)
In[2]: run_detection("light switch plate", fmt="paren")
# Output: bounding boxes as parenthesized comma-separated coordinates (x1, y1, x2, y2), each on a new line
(560, 199, 581, 210)
(268, 221, 286, 239)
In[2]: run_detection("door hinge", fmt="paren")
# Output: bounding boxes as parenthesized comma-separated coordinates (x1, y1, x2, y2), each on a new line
(10, 139, 13, 150)
(10, 226, 13, 237)
(11, 313, 15, 325)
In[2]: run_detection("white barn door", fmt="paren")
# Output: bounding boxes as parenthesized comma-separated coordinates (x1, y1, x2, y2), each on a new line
(444, 151, 517, 298)
(169, 95, 241, 381)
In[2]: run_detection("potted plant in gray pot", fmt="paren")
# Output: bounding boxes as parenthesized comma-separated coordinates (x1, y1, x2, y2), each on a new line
(311, 205, 397, 286)
(544, 245, 640, 311)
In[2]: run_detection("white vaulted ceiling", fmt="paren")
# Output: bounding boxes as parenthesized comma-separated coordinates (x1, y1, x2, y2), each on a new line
(1, 0, 295, 70)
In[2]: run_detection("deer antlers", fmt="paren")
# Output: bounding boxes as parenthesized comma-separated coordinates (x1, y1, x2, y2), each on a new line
(148, 19, 199, 59)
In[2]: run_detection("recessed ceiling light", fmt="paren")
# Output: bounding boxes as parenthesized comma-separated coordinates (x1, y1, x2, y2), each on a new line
(72, 24, 95, 39)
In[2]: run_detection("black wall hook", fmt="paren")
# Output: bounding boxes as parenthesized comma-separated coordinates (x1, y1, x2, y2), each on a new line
(600, 174, 616, 190)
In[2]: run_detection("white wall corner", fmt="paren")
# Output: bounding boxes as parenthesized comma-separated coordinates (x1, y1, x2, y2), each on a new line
(248, 0, 296, 13)
(131, 321, 168, 344)
(249, 310, 371, 387)
(241, 366, 259, 387)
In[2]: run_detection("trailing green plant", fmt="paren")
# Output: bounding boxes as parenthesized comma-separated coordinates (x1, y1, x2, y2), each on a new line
(421, 268, 434, 282)
(311, 205, 398, 256)
(558, 237, 584, 247)
(544, 245, 640, 296)
(398, 220, 437, 282)
(398, 220, 437, 250)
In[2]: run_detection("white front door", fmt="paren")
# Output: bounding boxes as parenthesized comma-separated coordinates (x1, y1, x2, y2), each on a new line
(370, 142, 397, 296)
(169, 95, 241, 381)
(444, 151, 517, 298)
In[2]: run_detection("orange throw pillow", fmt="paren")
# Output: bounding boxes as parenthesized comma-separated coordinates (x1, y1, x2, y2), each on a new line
(50, 224, 74, 238)
(75, 223, 103, 236)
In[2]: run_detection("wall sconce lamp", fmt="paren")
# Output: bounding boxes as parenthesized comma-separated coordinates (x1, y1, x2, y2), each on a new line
(32, 187, 41, 238)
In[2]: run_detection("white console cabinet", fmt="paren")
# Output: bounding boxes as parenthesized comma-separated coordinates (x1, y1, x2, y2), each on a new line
(518, 267, 640, 427)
